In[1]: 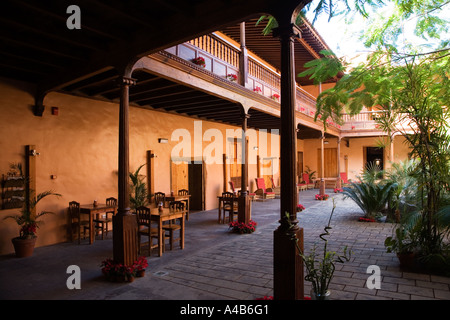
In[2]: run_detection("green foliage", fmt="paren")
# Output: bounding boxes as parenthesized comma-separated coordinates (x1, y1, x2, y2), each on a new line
(342, 180, 397, 219)
(298, 50, 346, 85)
(129, 164, 148, 210)
(3, 190, 61, 239)
(285, 200, 352, 298)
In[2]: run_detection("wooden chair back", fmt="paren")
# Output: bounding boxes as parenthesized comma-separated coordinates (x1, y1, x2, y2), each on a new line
(135, 206, 151, 227)
(222, 191, 234, 198)
(69, 201, 80, 220)
(169, 200, 185, 212)
(154, 192, 165, 206)
(178, 189, 189, 196)
(106, 197, 117, 207)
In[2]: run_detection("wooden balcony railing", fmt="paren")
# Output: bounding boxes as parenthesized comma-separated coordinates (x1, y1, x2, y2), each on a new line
(163, 33, 386, 132)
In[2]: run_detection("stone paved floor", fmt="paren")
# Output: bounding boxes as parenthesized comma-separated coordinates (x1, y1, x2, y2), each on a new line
(1, 189, 449, 301)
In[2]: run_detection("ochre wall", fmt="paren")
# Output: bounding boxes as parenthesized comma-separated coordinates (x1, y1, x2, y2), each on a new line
(0, 79, 280, 255)
(299, 136, 411, 182)
(0, 79, 410, 255)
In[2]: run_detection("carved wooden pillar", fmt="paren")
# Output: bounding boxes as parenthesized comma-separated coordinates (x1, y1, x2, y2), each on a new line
(239, 22, 248, 86)
(336, 137, 342, 189)
(113, 75, 138, 266)
(319, 131, 326, 195)
(273, 22, 303, 300)
(238, 113, 250, 224)
(390, 135, 395, 164)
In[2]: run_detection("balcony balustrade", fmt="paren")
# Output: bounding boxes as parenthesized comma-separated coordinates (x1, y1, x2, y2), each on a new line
(163, 33, 385, 133)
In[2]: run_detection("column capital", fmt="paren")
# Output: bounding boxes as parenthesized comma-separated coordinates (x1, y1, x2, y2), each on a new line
(116, 76, 137, 86)
(273, 23, 301, 40)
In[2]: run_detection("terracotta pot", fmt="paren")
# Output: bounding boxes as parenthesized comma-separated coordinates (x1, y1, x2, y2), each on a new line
(12, 237, 37, 258)
(397, 252, 416, 270)
(136, 270, 145, 277)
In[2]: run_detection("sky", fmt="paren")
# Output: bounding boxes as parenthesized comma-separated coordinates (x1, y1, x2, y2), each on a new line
(306, 1, 450, 65)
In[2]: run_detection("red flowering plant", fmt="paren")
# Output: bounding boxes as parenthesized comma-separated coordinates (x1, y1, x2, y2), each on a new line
(358, 217, 376, 222)
(132, 256, 148, 276)
(229, 220, 257, 234)
(296, 204, 305, 212)
(334, 188, 343, 193)
(315, 194, 329, 201)
(271, 93, 280, 101)
(101, 257, 148, 282)
(192, 56, 206, 67)
(253, 86, 262, 93)
(3, 190, 61, 240)
(227, 73, 237, 81)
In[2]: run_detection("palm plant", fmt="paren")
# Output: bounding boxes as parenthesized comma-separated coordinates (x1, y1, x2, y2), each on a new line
(4, 190, 61, 239)
(129, 164, 148, 210)
(342, 180, 397, 219)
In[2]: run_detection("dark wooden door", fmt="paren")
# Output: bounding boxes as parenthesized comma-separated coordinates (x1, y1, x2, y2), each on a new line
(188, 162, 204, 210)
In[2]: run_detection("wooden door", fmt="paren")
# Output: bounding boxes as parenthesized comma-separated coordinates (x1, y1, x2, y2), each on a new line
(297, 151, 303, 183)
(171, 160, 189, 194)
(188, 162, 204, 210)
(229, 138, 242, 188)
(261, 158, 273, 188)
(317, 148, 337, 178)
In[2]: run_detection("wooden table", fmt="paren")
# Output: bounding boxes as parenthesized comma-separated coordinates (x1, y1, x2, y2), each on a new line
(150, 206, 186, 257)
(217, 195, 238, 224)
(165, 194, 191, 220)
(79, 203, 116, 244)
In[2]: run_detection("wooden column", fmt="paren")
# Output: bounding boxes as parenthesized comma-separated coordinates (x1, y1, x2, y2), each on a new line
(390, 135, 395, 164)
(336, 137, 342, 189)
(238, 113, 250, 224)
(147, 150, 155, 203)
(113, 75, 138, 266)
(239, 22, 248, 86)
(319, 132, 326, 195)
(273, 22, 303, 300)
(25, 145, 37, 217)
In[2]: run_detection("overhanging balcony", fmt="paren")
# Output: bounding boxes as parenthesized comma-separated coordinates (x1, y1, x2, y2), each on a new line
(162, 31, 387, 135)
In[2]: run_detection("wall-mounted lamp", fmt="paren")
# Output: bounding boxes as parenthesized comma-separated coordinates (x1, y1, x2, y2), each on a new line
(253, 146, 258, 151)
(158, 138, 168, 144)
(375, 158, 381, 166)
(324, 140, 329, 145)
(29, 149, 40, 156)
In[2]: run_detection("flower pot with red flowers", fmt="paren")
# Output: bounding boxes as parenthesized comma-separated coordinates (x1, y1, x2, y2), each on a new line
(296, 204, 305, 212)
(4, 190, 61, 258)
(133, 256, 148, 277)
(226, 73, 237, 82)
(229, 220, 257, 234)
(191, 56, 206, 68)
(315, 194, 329, 201)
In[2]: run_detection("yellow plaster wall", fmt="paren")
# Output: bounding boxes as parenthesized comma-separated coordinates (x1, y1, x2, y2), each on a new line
(0, 79, 280, 255)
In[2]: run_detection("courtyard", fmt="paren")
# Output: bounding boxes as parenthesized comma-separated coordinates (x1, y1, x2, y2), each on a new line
(1, 189, 449, 301)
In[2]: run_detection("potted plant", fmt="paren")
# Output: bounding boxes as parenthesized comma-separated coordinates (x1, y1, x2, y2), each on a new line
(384, 224, 418, 270)
(192, 56, 206, 68)
(286, 200, 351, 300)
(133, 256, 149, 277)
(229, 220, 257, 234)
(3, 190, 61, 257)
